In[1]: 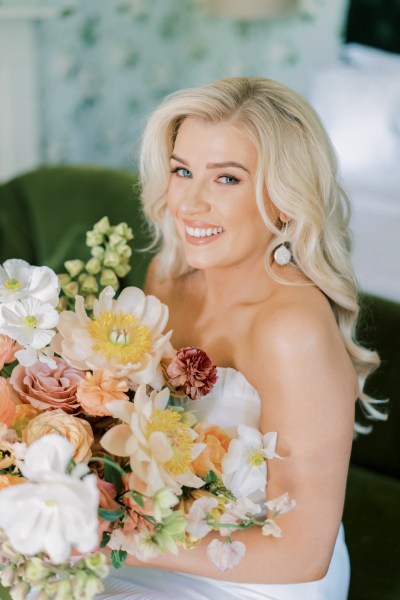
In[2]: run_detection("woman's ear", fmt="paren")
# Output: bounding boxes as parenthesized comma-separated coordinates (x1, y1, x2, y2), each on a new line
(279, 213, 292, 224)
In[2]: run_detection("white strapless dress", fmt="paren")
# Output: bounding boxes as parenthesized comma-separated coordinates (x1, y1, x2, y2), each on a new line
(98, 367, 350, 600)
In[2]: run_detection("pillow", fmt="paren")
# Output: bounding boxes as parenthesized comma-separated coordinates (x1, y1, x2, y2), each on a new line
(309, 45, 400, 176)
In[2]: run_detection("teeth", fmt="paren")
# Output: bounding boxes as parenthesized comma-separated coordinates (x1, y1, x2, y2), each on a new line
(186, 226, 224, 238)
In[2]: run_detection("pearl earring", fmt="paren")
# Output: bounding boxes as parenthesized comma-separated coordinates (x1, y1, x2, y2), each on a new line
(273, 221, 292, 266)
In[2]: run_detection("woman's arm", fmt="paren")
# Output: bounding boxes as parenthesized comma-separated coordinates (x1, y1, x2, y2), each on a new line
(121, 294, 356, 584)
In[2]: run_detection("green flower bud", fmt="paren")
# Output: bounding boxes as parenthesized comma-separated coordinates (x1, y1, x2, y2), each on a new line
(93, 216, 111, 234)
(9, 581, 30, 600)
(85, 257, 101, 275)
(62, 281, 79, 299)
(57, 297, 69, 312)
(100, 269, 119, 290)
(115, 263, 131, 278)
(0, 565, 17, 587)
(81, 275, 99, 294)
(162, 512, 187, 537)
(153, 488, 179, 522)
(78, 272, 89, 285)
(103, 251, 120, 268)
(64, 259, 85, 278)
(70, 571, 88, 597)
(57, 273, 71, 287)
(108, 232, 124, 247)
(91, 245, 105, 259)
(24, 557, 49, 583)
(86, 230, 104, 247)
(84, 294, 96, 311)
(84, 552, 109, 578)
(81, 574, 104, 599)
(116, 244, 132, 259)
(114, 222, 133, 240)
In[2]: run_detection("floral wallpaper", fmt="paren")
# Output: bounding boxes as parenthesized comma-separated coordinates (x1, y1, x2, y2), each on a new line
(1, 0, 349, 169)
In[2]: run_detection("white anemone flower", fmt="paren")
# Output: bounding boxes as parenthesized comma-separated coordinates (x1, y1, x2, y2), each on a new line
(101, 384, 205, 496)
(0, 259, 59, 306)
(0, 434, 99, 564)
(0, 297, 59, 367)
(52, 286, 174, 390)
(206, 538, 246, 571)
(221, 425, 282, 499)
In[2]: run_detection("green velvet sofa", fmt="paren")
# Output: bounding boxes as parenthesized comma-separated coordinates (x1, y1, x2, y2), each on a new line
(0, 165, 399, 600)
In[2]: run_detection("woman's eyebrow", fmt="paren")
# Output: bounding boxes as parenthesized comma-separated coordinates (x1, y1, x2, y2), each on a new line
(170, 154, 249, 173)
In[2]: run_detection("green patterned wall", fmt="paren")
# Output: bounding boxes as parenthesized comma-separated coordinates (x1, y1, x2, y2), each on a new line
(1, 0, 349, 169)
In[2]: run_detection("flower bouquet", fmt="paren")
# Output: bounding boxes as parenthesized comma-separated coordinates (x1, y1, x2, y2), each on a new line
(0, 218, 295, 599)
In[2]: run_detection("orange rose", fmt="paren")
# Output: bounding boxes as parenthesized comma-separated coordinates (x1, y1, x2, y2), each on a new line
(0, 376, 21, 426)
(77, 370, 129, 417)
(0, 474, 26, 490)
(191, 423, 232, 478)
(22, 409, 94, 462)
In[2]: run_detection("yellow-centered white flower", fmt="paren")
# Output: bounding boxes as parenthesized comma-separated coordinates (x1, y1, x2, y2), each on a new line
(100, 384, 205, 496)
(221, 425, 282, 499)
(0, 259, 59, 306)
(52, 286, 174, 390)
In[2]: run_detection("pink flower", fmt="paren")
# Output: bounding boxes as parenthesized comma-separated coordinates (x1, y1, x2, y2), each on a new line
(0, 334, 21, 370)
(166, 347, 218, 400)
(10, 357, 85, 413)
(0, 377, 20, 426)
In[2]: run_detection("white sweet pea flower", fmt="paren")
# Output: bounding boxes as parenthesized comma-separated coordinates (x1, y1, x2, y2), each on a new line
(0, 297, 58, 354)
(266, 492, 296, 516)
(14, 346, 57, 369)
(0, 259, 59, 306)
(186, 496, 219, 538)
(261, 519, 282, 538)
(218, 497, 262, 536)
(0, 434, 99, 564)
(101, 384, 205, 496)
(207, 538, 246, 571)
(222, 425, 282, 499)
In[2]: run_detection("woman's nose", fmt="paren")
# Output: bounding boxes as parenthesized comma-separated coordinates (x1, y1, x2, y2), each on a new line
(179, 188, 210, 215)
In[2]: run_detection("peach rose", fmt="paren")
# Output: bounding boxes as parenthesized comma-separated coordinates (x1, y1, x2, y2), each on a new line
(0, 377, 21, 426)
(22, 409, 94, 462)
(191, 423, 232, 478)
(0, 474, 26, 490)
(10, 358, 85, 413)
(77, 370, 129, 417)
(0, 334, 21, 370)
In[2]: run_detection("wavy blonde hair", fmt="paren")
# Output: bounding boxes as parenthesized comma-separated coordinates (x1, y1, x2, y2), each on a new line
(140, 76, 386, 431)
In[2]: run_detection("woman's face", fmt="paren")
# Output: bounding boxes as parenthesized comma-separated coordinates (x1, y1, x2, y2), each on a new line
(167, 117, 274, 272)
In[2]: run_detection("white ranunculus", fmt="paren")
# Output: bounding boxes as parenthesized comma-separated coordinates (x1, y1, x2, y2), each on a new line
(0, 434, 99, 564)
(221, 426, 282, 499)
(0, 297, 59, 352)
(206, 538, 246, 571)
(0, 259, 59, 306)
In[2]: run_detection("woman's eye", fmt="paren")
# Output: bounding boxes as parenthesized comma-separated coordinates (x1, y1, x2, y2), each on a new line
(171, 167, 192, 178)
(219, 175, 239, 185)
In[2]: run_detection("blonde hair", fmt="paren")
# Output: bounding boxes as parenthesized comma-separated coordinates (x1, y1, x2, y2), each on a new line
(139, 76, 386, 431)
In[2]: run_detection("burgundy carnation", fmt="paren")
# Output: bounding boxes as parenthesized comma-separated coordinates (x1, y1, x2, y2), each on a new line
(166, 347, 218, 400)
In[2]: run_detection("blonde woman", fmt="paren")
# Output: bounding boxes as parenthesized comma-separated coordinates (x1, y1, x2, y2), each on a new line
(100, 77, 381, 599)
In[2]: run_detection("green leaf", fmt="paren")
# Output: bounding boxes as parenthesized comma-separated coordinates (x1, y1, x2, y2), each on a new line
(104, 460, 123, 496)
(123, 490, 144, 508)
(88, 455, 126, 475)
(204, 470, 218, 484)
(98, 507, 125, 522)
(111, 549, 128, 569)
(100, 531, 111, 548)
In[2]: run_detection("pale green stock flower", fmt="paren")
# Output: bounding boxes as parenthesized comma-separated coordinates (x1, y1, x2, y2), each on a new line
(93, 217, 111, 235)
(152, 488, 179, 521)
(64, 260, 85, 278)
(85, 258, 101, 275)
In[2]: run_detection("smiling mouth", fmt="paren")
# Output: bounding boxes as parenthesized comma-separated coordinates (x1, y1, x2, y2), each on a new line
(185, 225, 224, 238)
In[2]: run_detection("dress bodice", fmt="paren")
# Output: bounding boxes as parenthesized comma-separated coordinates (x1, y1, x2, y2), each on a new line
(181, 367, 261, 435)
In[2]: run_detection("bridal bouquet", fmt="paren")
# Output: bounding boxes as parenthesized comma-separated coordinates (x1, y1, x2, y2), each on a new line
(0, 218, 295, 600)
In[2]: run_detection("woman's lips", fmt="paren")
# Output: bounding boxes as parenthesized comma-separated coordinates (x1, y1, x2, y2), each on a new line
(184, 223, 225, 245)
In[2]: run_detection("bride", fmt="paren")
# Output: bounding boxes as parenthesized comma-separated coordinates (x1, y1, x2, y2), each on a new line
(99, 77, 379, 599)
